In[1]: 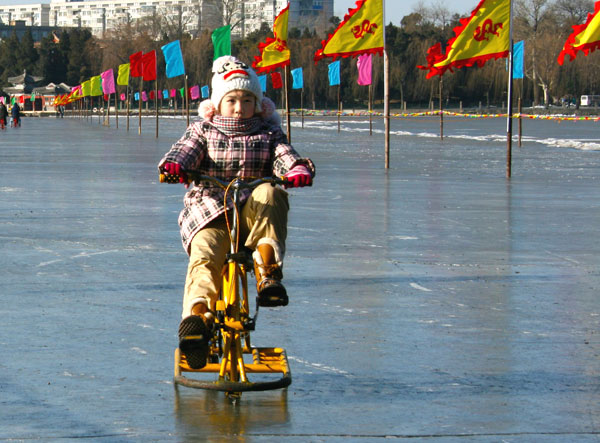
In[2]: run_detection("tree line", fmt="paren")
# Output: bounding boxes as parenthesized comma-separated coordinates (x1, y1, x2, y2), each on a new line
(1, 0, 599, 110)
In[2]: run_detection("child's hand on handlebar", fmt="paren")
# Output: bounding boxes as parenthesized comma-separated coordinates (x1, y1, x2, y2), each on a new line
(283, 165, 312, 189)
(161, 162, 188, 184)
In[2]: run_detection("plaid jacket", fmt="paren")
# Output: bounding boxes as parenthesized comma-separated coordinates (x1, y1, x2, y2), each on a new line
(159, 117, 315, 252)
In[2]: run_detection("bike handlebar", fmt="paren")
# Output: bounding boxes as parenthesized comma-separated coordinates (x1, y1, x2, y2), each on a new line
(159, 171, 289, 188)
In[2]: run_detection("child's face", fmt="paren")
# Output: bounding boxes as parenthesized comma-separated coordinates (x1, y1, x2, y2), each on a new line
(219, 90, 256, 119)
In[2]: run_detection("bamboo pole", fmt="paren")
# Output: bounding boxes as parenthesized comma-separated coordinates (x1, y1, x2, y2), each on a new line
(126, 84, 130, 131)
(185, 75, 190, 127)
(518, 96, 522, 147)
(337, 83, 341, 133)
(284, 66, 291, 142)
(369, 83, 372, 136)
(439, 77, 443, 140)
(506, 0, 514, 178)
(138, 77, 143, 135)
(155, 81, 159, 138)
(384, 49, 390, 169)
(115, 89, 119, 129)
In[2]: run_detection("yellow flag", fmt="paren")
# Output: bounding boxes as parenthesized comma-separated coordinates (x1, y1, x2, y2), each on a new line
(253, 5, 290, 73)
(314, 0, 383, 62)
(418, 0, 510, 78)
(68, 85, 82, 102)
(90, 75, 103, 96)
(117, 63, 130, 85)
(81, 80, 91, 97)
(558, 2, 600, 64)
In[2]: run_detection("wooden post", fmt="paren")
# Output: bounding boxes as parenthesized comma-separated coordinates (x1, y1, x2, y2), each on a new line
(368, 83, 373, 136)
(185, 75, 190, 127)
(518, 96, 522, 147)
(439, 77, 443, 140)
(126, 85, 130, 131)
(155, 81, 159, 138)
(337, 84, 341, 133)
(115, 89, 119, 129)
(284, 66, 291, 142)
(138, 77, 142, 135)
(384, 49, 390, 169)
(506, 1, 514, 178)
(301, 88, 304, 129)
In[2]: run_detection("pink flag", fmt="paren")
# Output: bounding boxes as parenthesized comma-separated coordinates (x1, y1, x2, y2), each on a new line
(357, 54, 372, 86)
(101, 68, 116, 94)
(120, 93, 126, 101)
(190, 85, 200, 100)
(142, 91, 148, 102)
(170, 89, 176, 98)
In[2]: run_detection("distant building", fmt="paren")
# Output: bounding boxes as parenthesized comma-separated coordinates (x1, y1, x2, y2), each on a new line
(0, 0, 334, 38)
(0, 19, 57, 41)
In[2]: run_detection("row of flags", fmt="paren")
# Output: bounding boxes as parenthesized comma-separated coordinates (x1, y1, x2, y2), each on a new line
(52, 0, 600, 108)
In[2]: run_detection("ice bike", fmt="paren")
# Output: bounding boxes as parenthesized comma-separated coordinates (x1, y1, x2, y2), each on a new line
(160, 171, 292, 397)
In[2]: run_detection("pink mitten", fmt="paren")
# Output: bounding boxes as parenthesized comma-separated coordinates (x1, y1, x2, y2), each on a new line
(162, 162, 188, 184)
(283, 165, 312, 188)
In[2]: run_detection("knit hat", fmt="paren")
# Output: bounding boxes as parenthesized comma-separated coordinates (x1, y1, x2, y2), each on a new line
(211, 55, 263, 113)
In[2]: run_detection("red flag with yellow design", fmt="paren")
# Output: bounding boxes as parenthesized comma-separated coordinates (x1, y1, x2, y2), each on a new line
(253, 4, 291, 73)
(418, 0, 510, 78)
(314, 0, 384, 62)
(558, 1, 600, 65)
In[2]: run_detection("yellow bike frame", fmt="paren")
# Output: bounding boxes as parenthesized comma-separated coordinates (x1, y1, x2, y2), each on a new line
(171, 175, 291, 395)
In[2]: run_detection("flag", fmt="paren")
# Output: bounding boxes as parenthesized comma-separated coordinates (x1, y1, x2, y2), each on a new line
(142, 50, 157, 81)
(52, 32, 60, 44)
(258, 75, 267, 92)
(212, 25, 231, 60)
(253, 4, 291, 73)
(81, 79, 91, 97)
(170, 89, 176, 98)
(90, 75, 103, 96)
(291, 67, 303, 89)
(328, 60, 341, 86)
(163, 89, 169, 99)
(117, 63, 130, 86)
(512, 40, 524, 79)
(201, 85, 210, 98)
(30, 92, 36, 102)
(179, 87, 185, 98)
(418, 0, 511, 78)
(357, 53, 372, 85)
(129, 51, 143, 77)
(149, 90, 155, 100)
(101, 69, 116, 94)
(142, 91, 148, 102)
(271, 72, 283, 89)
(120, 93, 126, 101)
(558, 1, 600, 65)
(134, 92, 139, 101)
(190, 85, 200, 100)
(162, 40, 186, 78)
(314, 0, 384, 62)
(70, 85, 82, 101)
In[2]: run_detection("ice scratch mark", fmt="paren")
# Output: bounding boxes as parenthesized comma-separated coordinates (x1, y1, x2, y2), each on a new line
(38, 249, 121, 267)
(288, 356, 351, 376)
(410, 282, 432, 292)
(131, 347, 148, 355)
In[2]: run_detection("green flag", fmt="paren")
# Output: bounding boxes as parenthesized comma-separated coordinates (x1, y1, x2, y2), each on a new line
(117, 63, 130, 86)
(211, 25, 231, 60)
(179, 87, 185, 98)
(90, 75, 102, 96)
(30, 92, 36, 102)
(81, 79, 91, 96)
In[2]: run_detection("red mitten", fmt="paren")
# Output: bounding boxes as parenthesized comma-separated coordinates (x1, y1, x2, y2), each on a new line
(161, 162, 188, 184)
(283, 165, 312, 188)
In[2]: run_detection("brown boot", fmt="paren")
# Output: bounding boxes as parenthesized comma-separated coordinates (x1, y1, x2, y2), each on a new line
(253, 242, 288, 307)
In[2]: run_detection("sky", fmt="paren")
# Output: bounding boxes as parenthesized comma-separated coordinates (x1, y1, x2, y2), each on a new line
(0, 0, 481, 22)
(334, 0, 480, 26)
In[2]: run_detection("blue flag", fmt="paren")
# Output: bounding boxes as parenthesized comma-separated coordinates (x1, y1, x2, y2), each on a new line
(258, 75, 267, 92)
(291, 67, 303, 89)
(134, 92, 139, 101)
(201, 85, 210, 98)
(513, 40, 524, 79)
(328, 60, 340, 86)
(161, 40, 185, 78)
(162, 89, 169, 99)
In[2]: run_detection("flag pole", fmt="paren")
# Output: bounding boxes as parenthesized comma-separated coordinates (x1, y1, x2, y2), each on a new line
(185, 75, 190, 127)
(383, 1, 390, 169)
(155, 81, 159, 138)
(126, 84, 130, 131)
(369, 83, 372, 136)
(284, 65, 291, 142)
(439, 77, 443, 140)
(116, 90, 119, 129)
(506, 0, 514, 178)
(138, 77, 143, 135)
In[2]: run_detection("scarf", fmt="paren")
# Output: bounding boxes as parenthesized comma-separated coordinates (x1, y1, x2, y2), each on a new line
(212, 115, 262, 136)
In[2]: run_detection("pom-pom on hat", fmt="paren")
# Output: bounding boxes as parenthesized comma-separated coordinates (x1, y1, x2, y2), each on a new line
(211, 55, 263, 113)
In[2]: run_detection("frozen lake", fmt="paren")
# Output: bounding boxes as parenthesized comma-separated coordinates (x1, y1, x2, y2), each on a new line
(1, 114, 599, 441)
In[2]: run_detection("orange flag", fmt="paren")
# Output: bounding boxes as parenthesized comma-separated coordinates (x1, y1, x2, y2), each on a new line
(253, 4, 290, 73)
(314, 0, 384, 62)
(418, 0, 510, 78)
(558, 1, 600, 64)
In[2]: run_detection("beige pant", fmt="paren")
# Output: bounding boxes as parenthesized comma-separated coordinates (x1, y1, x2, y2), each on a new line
(182, 183, 289, 317)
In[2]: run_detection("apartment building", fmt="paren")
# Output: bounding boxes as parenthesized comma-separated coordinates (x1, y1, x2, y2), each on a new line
(0, 0, 333, 38)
